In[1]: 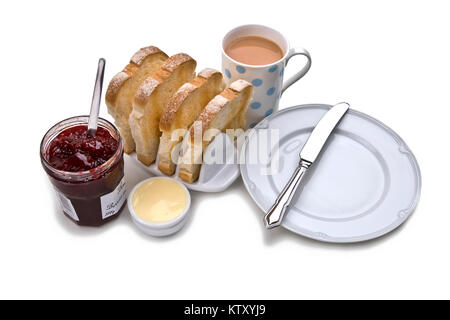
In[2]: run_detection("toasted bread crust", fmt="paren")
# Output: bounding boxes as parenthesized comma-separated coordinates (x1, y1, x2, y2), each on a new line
(178, 79, 253, 183)
(159, 68, 222, 131)
(105, 46, 166, 105)
(130, 46, 164, 65)
(134, 77, 161, 107)
(134, 53, 196, 107)
(159, 83, 198, 131)
(189, 79, 252, 140)
(105, 71, 132, 105)
(178, 170, 193, 183)
(130, 53, 197, 166)
(157, 161, 173, 176)
(162, 53, 194, 73)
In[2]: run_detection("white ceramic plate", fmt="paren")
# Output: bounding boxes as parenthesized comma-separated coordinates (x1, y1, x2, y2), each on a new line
(130, 133, 240, 192)
(240, 104, 421, 243)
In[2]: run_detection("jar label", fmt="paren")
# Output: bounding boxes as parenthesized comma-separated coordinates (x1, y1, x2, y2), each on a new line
(55, 190, 79, 221)
(100, 177, 127, 220)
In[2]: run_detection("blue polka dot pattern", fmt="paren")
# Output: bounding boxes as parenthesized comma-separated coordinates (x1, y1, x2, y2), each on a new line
(224, 68, 231, 79)
(249, 122, 257, 128)
(236, 66, 246, 74)
(277, 91, 282, 99)
(250, 102, 262, 109)
(265, 109, 274, 116)
(251, 78, 263, 87)
(280, 68, 284, 77)
(266, 87, 276, 96)
(269, 65, 278, 73)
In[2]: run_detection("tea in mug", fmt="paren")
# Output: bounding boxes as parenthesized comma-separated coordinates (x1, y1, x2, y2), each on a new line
(225, 36, 284, 65)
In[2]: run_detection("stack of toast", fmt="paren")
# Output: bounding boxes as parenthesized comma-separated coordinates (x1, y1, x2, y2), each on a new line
(106, 46, 253, 183)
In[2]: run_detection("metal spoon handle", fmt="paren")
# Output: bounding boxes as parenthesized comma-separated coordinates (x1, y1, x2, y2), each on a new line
(87, 58, 106, 137)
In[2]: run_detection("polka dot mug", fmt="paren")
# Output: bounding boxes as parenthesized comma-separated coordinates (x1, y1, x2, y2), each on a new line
(222, 24, 312, 128)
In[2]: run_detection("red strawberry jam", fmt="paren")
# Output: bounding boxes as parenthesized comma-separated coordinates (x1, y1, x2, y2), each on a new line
(48, 125, 118, 172)
(41, 116, 126, 227)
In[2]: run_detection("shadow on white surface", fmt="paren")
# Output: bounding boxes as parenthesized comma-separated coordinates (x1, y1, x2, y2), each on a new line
(52, 154, 412, 247)
(52, 154, 199, 242)
(233, 176, 412, 249)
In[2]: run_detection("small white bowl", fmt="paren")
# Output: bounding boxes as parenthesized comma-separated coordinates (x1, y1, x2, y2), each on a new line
(127, 177, 191, 237)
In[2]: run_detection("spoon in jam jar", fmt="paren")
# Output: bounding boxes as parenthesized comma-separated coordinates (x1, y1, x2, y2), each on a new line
(87, 58, 106, 137)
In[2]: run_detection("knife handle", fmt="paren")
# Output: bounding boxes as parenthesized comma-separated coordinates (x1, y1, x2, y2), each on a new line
(264, 160, 311, 229)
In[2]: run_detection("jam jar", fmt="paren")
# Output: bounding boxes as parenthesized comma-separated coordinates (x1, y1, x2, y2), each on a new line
(40, 116, 126, 226)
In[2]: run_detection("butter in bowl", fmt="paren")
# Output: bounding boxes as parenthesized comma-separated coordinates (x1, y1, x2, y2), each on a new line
(128, 177, 191, 236)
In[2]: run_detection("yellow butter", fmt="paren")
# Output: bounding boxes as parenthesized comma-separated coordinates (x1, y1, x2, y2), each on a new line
(132, 178, 187, 223)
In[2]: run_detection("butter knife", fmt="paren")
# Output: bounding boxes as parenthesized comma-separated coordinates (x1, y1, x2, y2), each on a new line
(264, 102, 350, 229)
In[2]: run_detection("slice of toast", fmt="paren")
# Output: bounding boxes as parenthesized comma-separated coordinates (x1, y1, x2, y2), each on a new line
(105, 46, 168, 153)
(158, 68, 225, 175)
(129, 53, 196, 165)
(178, 79, 253, 183)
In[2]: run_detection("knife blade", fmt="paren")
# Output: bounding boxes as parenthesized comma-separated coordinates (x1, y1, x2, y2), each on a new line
(264, 102, 349, 229)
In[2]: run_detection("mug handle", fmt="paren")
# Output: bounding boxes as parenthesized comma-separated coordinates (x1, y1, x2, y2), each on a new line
(281, 47, 312, 94)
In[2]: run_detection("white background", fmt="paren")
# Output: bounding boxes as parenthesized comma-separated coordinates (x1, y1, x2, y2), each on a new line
(0, 0, 448, 299)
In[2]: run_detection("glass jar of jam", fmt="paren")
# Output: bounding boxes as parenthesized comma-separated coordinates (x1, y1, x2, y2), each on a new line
(40, 116, 126, 226)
